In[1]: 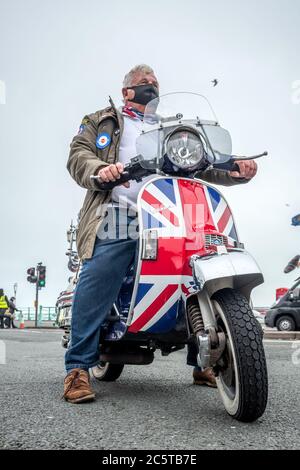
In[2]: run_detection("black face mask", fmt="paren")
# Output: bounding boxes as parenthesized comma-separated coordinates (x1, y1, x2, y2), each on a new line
(127, 84, 159, 106)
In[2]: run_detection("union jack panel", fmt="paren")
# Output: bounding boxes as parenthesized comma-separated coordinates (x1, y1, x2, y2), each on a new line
(204, 186, 238, 245)
(127, 177, 238, 334)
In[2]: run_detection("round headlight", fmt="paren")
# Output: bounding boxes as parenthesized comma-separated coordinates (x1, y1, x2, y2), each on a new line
(165, 129, 205, 170)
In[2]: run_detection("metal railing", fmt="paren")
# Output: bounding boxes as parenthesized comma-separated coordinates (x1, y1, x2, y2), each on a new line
(17, 306, 56, 322)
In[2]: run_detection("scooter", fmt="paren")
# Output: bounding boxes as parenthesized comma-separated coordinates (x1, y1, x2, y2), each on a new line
(63, 92, 268, 422)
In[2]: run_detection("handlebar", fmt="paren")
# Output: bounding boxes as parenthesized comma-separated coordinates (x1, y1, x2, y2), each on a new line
(90, 156, 154, 191)
(212, 161, 240, 172)
(92, 171, 132, 191)
(213, 151, 268, 173)
(90, 151, 268, 190)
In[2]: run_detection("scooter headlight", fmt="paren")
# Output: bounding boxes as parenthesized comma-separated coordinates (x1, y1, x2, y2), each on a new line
(164, 129, 205, 170)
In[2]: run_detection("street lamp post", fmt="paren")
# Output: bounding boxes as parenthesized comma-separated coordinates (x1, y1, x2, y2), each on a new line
(35, 277, 39, 328)
(13, 283, 18, 300)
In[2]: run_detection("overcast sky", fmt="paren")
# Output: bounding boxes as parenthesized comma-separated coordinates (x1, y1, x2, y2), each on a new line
(0, 0, 299, 308)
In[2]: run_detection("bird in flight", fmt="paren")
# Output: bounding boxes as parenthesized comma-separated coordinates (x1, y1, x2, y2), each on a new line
(211, 79, 219, 87)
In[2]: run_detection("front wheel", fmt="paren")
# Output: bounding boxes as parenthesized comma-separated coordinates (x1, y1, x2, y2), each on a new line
(212, 289, 268, 422)
(90, 362, 124, 381)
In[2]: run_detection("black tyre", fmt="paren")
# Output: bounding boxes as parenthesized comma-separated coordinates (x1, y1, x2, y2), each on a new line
(90, 362, 124, 381)
(276, 315, 296, 332)
(212, 288, 268, 422)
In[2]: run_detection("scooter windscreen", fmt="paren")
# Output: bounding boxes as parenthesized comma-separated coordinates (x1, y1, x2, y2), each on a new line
(136, 92, 233, 171)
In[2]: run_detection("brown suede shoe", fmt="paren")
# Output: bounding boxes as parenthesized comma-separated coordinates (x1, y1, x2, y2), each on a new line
(193, 367, 217, 388)
(63, 368, 96, 404)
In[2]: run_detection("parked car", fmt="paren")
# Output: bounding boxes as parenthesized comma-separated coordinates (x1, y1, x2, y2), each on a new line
(253, 309, 266, 327)
(265, 278, 300, 331)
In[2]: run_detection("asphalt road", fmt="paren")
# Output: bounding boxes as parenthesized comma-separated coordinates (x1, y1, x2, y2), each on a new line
(0, 329, 299, 450)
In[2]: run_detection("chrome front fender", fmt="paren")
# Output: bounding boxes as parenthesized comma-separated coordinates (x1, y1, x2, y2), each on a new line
(191, 251, 264, 300)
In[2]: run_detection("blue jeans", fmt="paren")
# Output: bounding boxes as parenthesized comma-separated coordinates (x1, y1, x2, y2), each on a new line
(65, 210, 137, 372)
(65, 208, 198, 372)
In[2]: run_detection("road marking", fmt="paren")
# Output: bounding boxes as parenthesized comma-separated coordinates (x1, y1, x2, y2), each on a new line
(264, 339, 300, 344)
(0, 340, 6, 364)
(0, 329, 43, 334)
(0, 329, 59, 334)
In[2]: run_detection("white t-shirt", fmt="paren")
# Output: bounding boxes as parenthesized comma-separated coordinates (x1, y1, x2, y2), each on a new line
(112, 114, 156, 210)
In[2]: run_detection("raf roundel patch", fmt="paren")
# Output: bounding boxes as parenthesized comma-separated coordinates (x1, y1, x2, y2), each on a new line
(96, 132, 111, 149)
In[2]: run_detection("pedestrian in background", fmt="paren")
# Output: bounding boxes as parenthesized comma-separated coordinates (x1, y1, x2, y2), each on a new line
(0, 288, 10, 328)
(8, 296, 19, 328)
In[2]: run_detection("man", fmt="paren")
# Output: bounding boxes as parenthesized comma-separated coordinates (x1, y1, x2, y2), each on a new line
(8, 297, 19, 328)
(0, 289, 10, 329)
(64, 64, 257, 403)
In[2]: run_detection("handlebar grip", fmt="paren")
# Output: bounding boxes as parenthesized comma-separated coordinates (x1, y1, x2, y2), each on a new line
(96, 171, 131, 190)
(213, 161, 240, 172)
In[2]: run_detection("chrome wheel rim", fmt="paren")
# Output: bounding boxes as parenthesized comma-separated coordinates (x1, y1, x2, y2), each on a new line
(213, 300, 240, 415)
(280, 320, 292, 331)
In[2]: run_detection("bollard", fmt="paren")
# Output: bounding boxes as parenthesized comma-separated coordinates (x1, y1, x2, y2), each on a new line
(19, 312, 25, 329)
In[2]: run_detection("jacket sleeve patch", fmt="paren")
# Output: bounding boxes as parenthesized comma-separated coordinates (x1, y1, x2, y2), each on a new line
(78, 124, 86, 135)
(77, 117, 90, 135)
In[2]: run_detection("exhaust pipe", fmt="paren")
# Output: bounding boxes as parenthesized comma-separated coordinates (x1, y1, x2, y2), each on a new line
(99, 350, 154, 365)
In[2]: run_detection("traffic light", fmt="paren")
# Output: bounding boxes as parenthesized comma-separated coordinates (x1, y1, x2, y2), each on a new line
(27, 267, 37, 284)
(37, 265, 46, 288)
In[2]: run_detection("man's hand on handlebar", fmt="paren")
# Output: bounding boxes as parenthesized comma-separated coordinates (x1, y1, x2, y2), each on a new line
(229, 160, 257, 179)
(97, 163, 130, 188)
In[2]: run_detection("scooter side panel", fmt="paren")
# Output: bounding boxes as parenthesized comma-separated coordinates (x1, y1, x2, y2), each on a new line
(202, 185, 238, 244)
(127, 177, 239, 334)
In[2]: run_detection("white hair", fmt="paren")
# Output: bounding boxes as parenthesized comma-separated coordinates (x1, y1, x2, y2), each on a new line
(123, 64, 155, 88)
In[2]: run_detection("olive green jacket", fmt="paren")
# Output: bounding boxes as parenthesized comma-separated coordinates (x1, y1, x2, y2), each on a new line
(67, 101, 249, 260)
